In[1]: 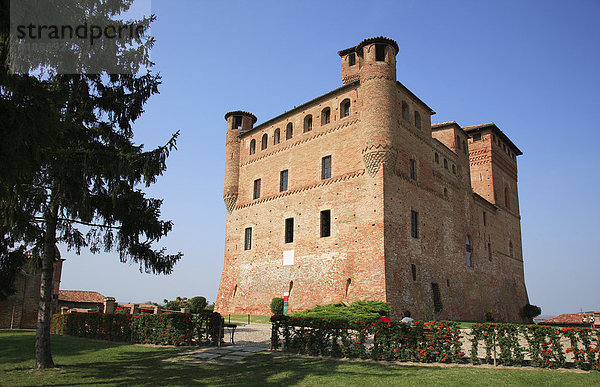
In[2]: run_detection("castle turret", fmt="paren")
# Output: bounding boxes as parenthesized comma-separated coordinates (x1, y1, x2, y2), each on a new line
(353, 37, 399, 176)
(223, 110, 257, 212)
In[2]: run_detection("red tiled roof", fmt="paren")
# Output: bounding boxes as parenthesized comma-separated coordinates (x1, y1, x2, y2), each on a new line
(541, 312, 597, 325)
(59, 290, 105, 303)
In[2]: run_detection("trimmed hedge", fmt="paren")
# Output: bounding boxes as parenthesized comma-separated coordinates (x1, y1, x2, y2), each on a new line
(51, 311, 224, 346)
(470, 323, 600, 370)
(271, 317, 600, 371)
(288, 300, 390, 322)
(270, 315, 463, 362)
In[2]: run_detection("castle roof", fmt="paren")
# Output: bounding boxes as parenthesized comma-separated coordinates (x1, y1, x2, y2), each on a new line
(224, 111, 257, 124)
(338, 36, 400, 56)
(463, 122, 523, 156)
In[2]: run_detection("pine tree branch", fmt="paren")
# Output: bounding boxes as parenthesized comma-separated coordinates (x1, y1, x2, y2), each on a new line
(33, 217, 121, 230)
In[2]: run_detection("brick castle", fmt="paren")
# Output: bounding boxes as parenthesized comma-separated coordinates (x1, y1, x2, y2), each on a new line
(215, 37, 530, 322)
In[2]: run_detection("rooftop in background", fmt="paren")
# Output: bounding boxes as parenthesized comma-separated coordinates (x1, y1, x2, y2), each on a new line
(58, 290, 105, 303)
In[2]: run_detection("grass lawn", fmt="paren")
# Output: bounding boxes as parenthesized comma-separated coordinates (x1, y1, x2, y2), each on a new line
(223, 314, 272, 324)
(2, 330, 600, 386)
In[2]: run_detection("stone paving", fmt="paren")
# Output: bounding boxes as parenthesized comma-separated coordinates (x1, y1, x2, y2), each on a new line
(179, 322, 272, 363)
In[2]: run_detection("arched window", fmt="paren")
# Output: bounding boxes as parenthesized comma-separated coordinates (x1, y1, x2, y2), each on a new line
(402, 101, 409, 121)
(273, 128, 280, 145)
(509, 241, 514, 258)
(414, 111, 421, 129)
(504, 186, 511, 209)
(286, 123, 293, 140)
(321, 107, 330, 125)
(261, 134, 268, 150)
(466, 235, 473, 267)
(304, 115, 312, 132)
(340, 99, 351, 118)
(443, 187, 448, 198)
(434, 152, 439, 163)
(249, 139, 256, 155)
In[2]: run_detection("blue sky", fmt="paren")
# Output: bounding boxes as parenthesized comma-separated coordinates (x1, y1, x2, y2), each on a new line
(59, 0, 600, 316)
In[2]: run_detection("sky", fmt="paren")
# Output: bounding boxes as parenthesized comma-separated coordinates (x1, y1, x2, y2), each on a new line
(59, 0, 600, 317)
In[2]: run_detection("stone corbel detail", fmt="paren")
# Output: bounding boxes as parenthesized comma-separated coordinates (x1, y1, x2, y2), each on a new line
(223, 194, 238, 213)
(362, 145, 397, 177)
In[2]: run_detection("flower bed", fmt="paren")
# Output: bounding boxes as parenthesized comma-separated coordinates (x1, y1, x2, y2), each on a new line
(271, 317, 600, 371)
(270, 316, 463, 362)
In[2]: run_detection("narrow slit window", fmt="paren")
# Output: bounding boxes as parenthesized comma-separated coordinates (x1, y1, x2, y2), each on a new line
(411, 210, 419, 238)
(375, 44, 386, 61)
(285, 218, 294, 243)
(466, 235, 473, 267)
(431, 282, 443, 312)
(488, 243, 493, 261)
(409, 159, 417, 180)
(411, 264, 417, 282)
(349, 53, 356, 66)
(414, 111, 422, 129)
(244, 227, 252, 250)
(280, 170, 288, 192)
(253, 179, 261, 199)
(322, 155, 332, 180)
(304, 115, 313, 132)
(320, 210, 331, 238)
(261, 133, 268, 150)
(340, 99, 351, 118)
(233, 116, 242, 129)
(321, 107, 330, 125)
(402, 101, 409, 120)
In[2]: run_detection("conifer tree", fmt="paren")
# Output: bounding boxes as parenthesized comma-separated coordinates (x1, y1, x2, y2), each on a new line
(0, 0, 182, 368)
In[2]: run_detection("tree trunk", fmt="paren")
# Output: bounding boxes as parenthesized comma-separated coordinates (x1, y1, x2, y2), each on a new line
(35, 202, 58, 369)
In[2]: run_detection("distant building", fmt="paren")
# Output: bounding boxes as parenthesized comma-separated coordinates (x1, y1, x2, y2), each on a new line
(216, 36, 530, 322)
(0, 253, 63, 329)
(58, 290, 106, 312)
(539, 312, 599, 327)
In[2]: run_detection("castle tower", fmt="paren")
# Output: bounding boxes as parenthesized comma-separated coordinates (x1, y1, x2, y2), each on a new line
(353, 37, 399, 177)
(223, 111, 257, 212)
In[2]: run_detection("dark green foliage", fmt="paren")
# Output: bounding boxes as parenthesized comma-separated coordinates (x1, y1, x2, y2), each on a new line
(0, 0, 181, 368)
(522, 304, 542, 320)
(50, 311, 224, 346)
(288, 300, 390, 322)
(271, 297, 284, 315)
(51, 313, 132, 342)
(163, 296, 208, 313)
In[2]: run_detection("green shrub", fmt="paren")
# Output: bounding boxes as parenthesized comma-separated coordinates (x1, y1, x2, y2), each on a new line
(271, 297, 284, 315)
(288, 300, 390, 323)
(521, 304, 542, 320)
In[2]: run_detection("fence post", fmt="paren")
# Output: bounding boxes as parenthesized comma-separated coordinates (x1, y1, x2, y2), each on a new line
(493, 332, 497, 367)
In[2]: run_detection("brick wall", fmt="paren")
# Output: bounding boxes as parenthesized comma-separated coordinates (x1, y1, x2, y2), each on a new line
(215, 37, 530, 322)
